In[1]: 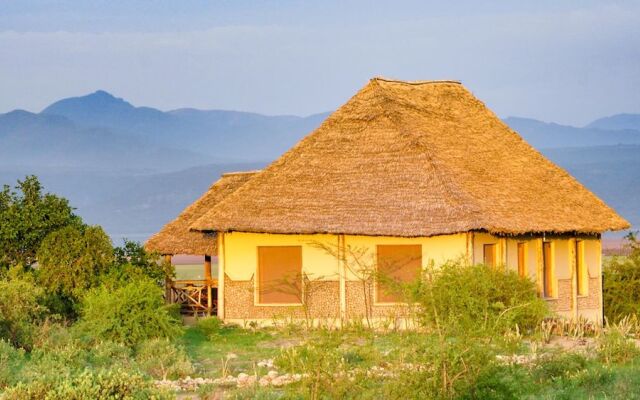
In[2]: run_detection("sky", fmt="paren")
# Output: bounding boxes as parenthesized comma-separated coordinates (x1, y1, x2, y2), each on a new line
(0, 1, 639, 126)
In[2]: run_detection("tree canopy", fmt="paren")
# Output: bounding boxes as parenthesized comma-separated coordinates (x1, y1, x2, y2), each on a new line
(0, 176, 80, 269)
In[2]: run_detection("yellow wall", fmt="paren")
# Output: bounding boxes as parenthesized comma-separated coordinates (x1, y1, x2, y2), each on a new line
(222, 232, 468, 282)
(222, 232, 340, 281)
(220, 231, 603, 322)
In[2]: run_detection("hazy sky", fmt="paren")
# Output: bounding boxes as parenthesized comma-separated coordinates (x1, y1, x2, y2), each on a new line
(1, 1, 639, 125)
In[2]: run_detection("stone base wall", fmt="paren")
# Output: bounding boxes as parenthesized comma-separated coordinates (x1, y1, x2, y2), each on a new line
(223, 275, 340, 320)
(223, 275, 602, 323)
(546, 276, 601, 318)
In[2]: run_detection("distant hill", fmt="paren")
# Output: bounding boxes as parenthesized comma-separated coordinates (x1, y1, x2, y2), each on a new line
(586, 113, 640, 131)
(541, 145, 639, 235)
(39, 90, 329, 162)
(503, 117, 640, 148)
(0, 110, 210, 172)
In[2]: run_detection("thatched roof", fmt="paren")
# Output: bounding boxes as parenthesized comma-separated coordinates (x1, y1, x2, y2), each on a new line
(191, 78, 629, 237)
(145, 171, 258, 255)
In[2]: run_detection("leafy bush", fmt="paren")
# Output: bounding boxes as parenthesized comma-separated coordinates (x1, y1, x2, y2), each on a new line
(75, 278, 181, 346)
(411, 259, 549, 337)
(0, 276, 47, 349)
(1, 368, 171, 400)
(604, 234, 640, 323)
(196, 316, 225, 337)
(135, 338, 194, 380)
(0, 340, 25, 389)
(37, 224, 114, 304)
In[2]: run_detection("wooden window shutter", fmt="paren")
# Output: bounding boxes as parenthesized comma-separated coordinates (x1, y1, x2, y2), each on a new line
(257, 246, 302, 304)
(543, 241, 553, 297)
(376, 245, 422, 303)
(517, 243, 526, 277)
(483, 244, 496, 267)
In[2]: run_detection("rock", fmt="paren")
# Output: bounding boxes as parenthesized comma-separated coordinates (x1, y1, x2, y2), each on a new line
(259, 377, 270, 387)
(267, 370, 279, 379)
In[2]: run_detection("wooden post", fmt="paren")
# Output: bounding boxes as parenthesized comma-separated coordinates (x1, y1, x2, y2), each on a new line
(205, 254, 212, 316)
(164, 255, 172, 304)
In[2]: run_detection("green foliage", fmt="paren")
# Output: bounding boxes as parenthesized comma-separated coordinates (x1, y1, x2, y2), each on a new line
(597, 325, 640, 365)
(135, 339, 194, 380)
(75, 278, 181, 346)
(533, 351, 589, 381)
(0, 176, 80, 269)
(0, 276, 47, 349)
(411, 259, 549, 337)
(1, 368, 172, 400)
(37, 224, 114, 303)
(0, 340, 25, 389)
(196, 316, 225, 336)
(101, 240, 172, 290)
(604, 233, 640, 323)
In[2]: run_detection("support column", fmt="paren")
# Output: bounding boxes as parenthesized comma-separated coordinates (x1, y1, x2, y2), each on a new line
(204, 254, 212, 316)
(338, 235, 347, 323)
(217, 234, 226, 320)
(536, 239, 544, 297)
(164, 254, 172, 304)
(570, 238, 578, 319)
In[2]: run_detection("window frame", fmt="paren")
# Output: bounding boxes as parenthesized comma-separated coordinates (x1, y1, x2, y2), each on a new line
(254, 245, 304, 307)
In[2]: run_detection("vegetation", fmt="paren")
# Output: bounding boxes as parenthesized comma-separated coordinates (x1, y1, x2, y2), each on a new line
(75, 278, 182, 346)
(2, 176, 640, 399)
(604, 233, 640, 323)
(0, 175, 80, 269)
(412, 259, 549, 337)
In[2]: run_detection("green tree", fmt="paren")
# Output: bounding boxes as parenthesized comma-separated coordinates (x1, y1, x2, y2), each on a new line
(0, 176, 80, 269)
(102, 240, 172, 289)
(37, 225, 114, 303)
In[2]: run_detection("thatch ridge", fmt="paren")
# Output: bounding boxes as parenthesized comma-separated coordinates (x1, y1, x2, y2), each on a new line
(145, 171, 258, 255)
(190, 78, 629, 237)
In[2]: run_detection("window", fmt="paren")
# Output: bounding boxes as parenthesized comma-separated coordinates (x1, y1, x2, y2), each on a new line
(376, 245, 422, 303)
(542, 241, 553, 297)
(257, 246, 302, 304)
(483, 244, 496, 267)
(576, 240, 587, 296)
(517, 242, 526, 277)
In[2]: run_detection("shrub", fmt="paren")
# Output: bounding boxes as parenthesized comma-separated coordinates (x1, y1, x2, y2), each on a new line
(75, 278, 181, 346)
(382, 335, 497, 399)
(0, 340, 25, 389)
(411, 259, 549, 337)
(533, 351, 589, 381)
(135, 338, 194, 380)
(597, 325, 640, 365)
(1, 368, 171, 400)
(604, 234, 640, 323)
(196, 316, 225, 337)
(0, 276, 47, 349)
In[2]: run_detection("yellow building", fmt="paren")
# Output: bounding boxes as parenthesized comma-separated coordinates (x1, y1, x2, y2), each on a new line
(149, 78, 629, 324)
